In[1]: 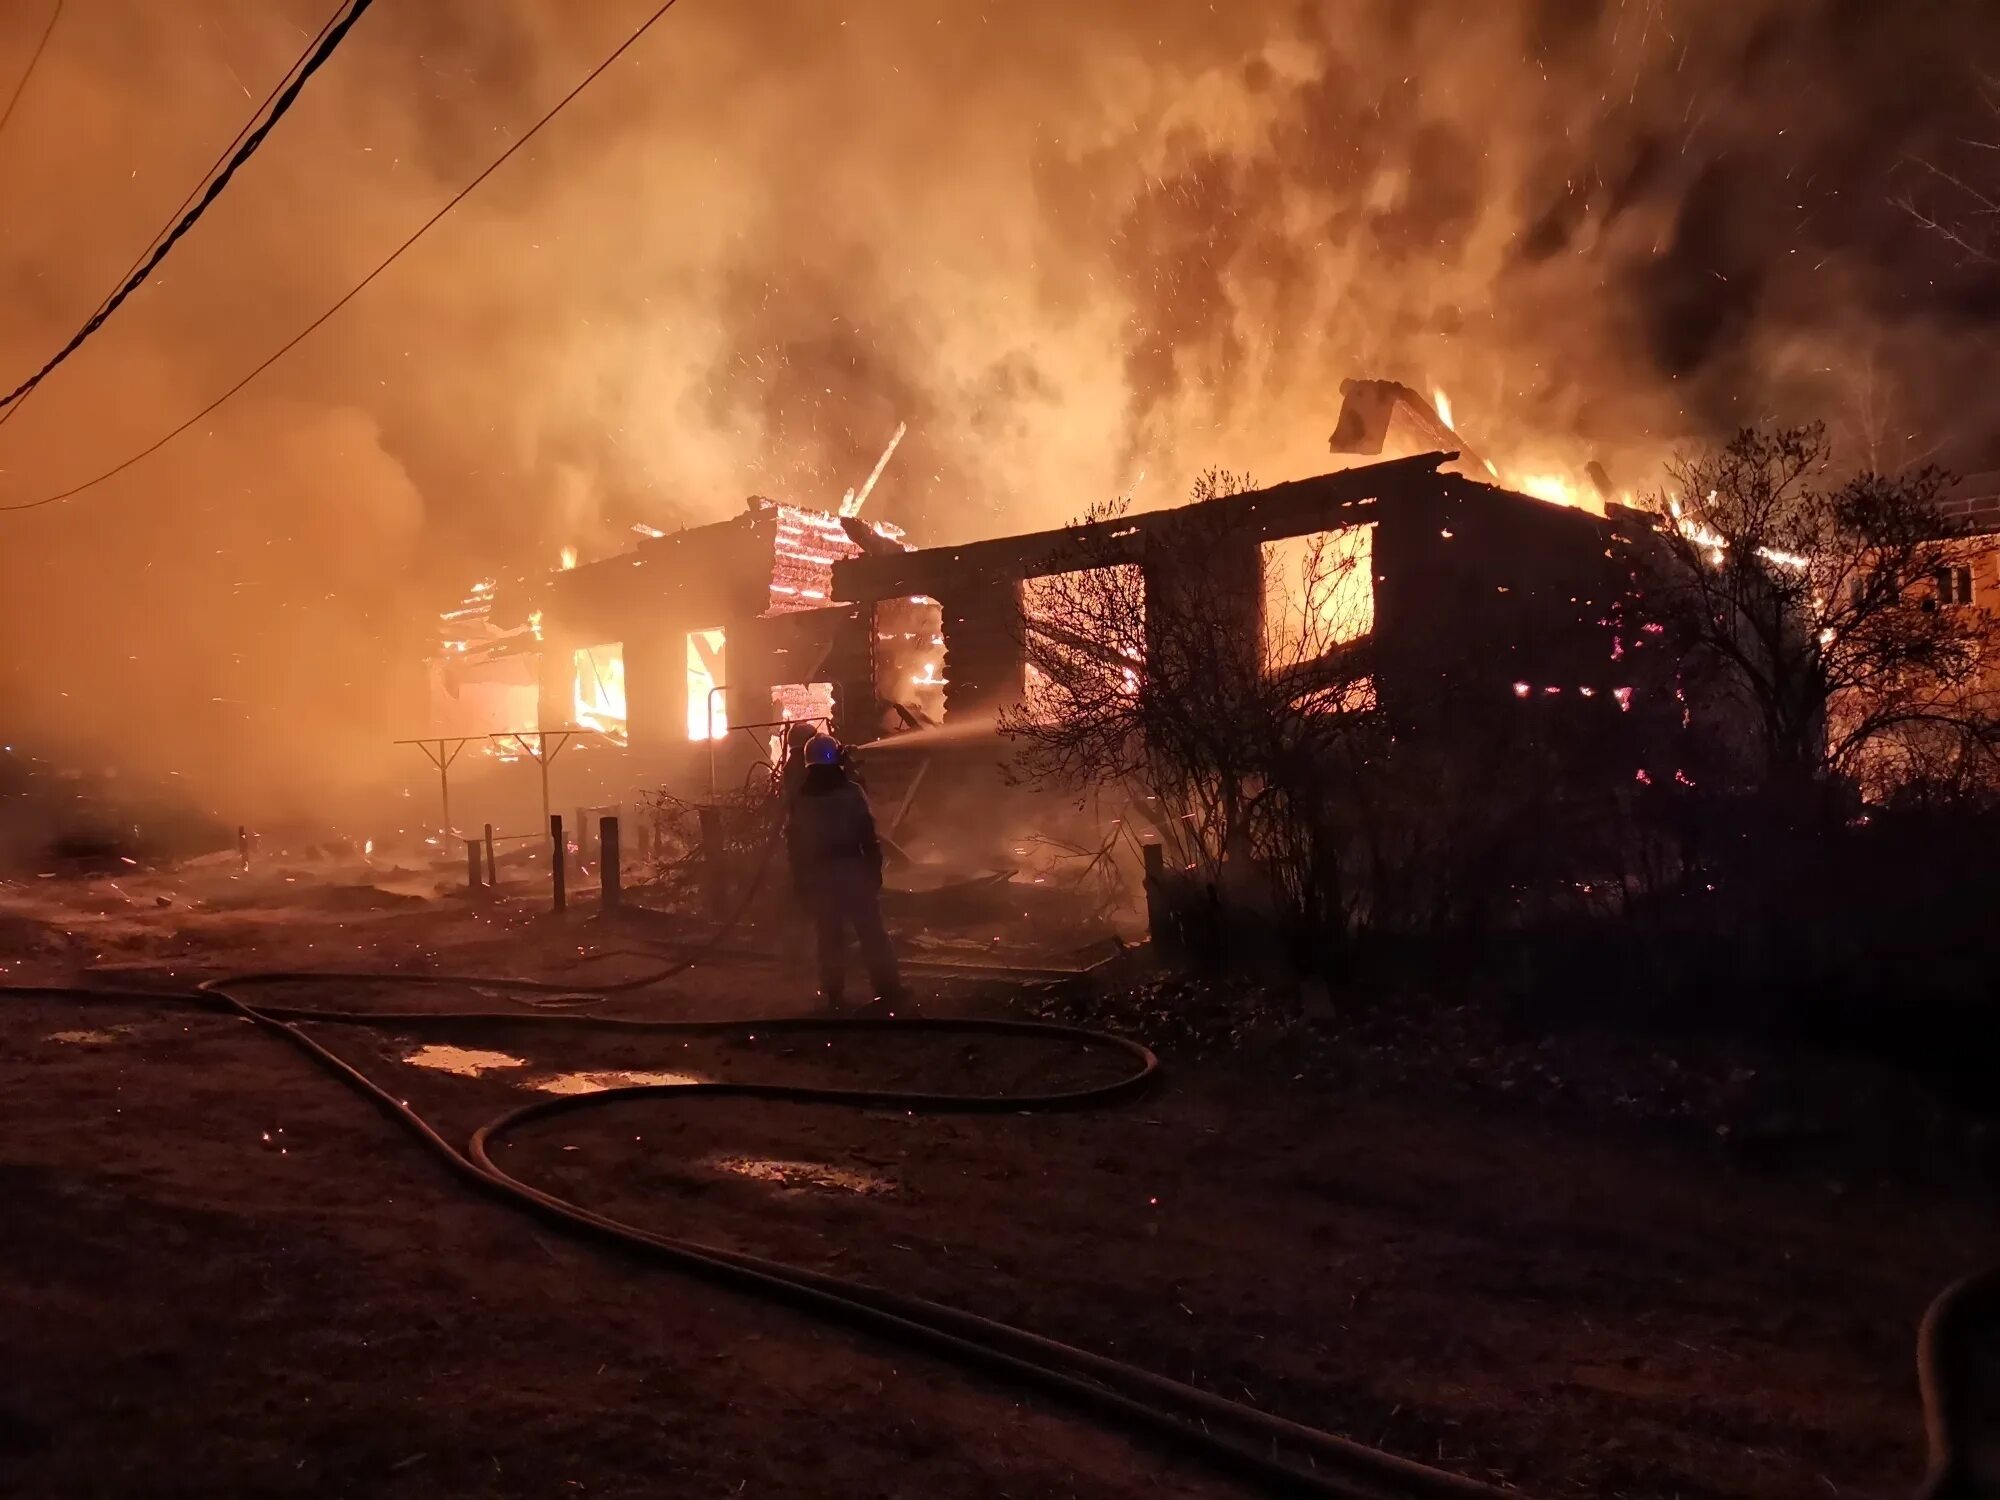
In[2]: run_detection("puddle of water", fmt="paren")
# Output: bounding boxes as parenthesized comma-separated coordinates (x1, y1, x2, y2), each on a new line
(402, 1044, 529, 1076)
(534, 1069, 704, 1095)
(709, 1156, 896, 1196)
(46, 1028, 123, 1045)
(400, 1045, 703, 1095)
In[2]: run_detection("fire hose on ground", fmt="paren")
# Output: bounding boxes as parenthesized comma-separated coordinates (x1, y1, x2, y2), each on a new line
(3, 831, 1988, 1498)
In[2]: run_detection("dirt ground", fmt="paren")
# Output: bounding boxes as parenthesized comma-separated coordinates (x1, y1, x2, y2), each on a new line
(2, 864, 1995, 1499)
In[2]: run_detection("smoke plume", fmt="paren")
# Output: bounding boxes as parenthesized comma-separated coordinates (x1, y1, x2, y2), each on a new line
(1, 0, 1995, 822)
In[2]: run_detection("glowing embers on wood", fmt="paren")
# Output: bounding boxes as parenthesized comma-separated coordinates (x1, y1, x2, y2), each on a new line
(769, 505, 858, 612)
(872, 594, 945, 733)
(769, 503, 908, 615)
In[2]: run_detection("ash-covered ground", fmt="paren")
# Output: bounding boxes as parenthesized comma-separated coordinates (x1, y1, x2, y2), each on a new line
(2, 853, 1993, 1499)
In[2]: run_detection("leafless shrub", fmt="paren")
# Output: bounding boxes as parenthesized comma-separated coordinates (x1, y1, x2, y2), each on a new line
(1001, 470, 1401, 958)
(1639, 423, 2000, 799)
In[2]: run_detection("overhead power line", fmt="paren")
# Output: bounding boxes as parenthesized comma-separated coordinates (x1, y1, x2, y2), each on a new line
(0, 0, 63, 147)
(0, 0, 353, 438)
(0, 0, 378, 417)
(1, 0, 686, 516)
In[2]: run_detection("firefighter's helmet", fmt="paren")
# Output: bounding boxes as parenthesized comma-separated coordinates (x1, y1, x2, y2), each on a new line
(804, 733, 842, 767)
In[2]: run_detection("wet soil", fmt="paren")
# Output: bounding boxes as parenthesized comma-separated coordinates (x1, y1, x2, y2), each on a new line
(2, 884, 1993, 1499)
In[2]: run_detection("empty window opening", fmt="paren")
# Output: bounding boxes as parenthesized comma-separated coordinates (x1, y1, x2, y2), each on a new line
(1935, 565, 1975, 607)
(1261, 524, 1375, 669)
(1020, 566, 1145, 724)
(873, 596, 945, 733)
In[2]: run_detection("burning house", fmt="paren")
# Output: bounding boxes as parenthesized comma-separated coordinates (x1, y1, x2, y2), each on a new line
(420, 385, 1671, 854)
(828, 452, 1633, 743)
(823, 449, 1666, 858)
(427, 500, 908, 792)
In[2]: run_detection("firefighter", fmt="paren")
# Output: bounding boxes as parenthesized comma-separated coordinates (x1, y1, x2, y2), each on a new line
(785, 733, 904, 1010)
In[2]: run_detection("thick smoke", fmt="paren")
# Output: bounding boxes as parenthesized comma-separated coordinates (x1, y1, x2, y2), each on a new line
(1, 0, 1996, 823)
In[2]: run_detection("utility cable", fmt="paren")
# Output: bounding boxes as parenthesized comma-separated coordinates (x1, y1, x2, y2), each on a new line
(0, 0, 685, 516)
(0, 0, 377, 418)
(0, 0, 62, 149)
(0, 0, 352, 437)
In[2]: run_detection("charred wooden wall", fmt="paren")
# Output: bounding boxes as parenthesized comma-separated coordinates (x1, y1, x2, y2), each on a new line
(1368, 476, 1629, 720)
(826, 453, 1644, 766)
(532, 513, 775, 753)
(828, 455, 1451, 740)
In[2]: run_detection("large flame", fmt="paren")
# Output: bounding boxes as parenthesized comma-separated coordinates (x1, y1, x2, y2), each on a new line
(1508, 471, 1595, 513)
(572, 643, 627, 743)
(686, 627, 728, 740)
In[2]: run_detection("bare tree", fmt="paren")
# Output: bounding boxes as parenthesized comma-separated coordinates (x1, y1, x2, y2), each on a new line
(1832, 336, 1946, 476)
(1899, 79, 2000, 266)
(1640, 423, 2000, 797)
(1000, 470, 1385, 953)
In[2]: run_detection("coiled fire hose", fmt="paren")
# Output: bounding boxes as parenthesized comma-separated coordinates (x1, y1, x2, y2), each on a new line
(6, 964, 1512, 1500)
(4, 826, 1984, 1497)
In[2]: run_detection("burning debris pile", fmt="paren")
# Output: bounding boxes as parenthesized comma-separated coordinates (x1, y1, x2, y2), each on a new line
(430, 577, 543, 746)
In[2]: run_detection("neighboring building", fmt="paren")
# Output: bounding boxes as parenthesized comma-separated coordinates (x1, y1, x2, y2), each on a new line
(1933, 471, 2000, 614)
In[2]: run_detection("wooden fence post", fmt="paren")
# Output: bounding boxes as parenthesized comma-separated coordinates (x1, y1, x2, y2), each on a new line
(1142, 842, 1167, 953)
(600, 816, 622, 911)
(550, 814, 567, 912)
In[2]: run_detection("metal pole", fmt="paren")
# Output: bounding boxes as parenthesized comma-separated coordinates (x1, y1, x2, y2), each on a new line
(438, 741, 453, 841)
(484, 823, 496, 887)
(600, 815, 621, 911)
(538, 738, 552, 833)
(550, 814, 567, 912)
(706, 684, 727, 802)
